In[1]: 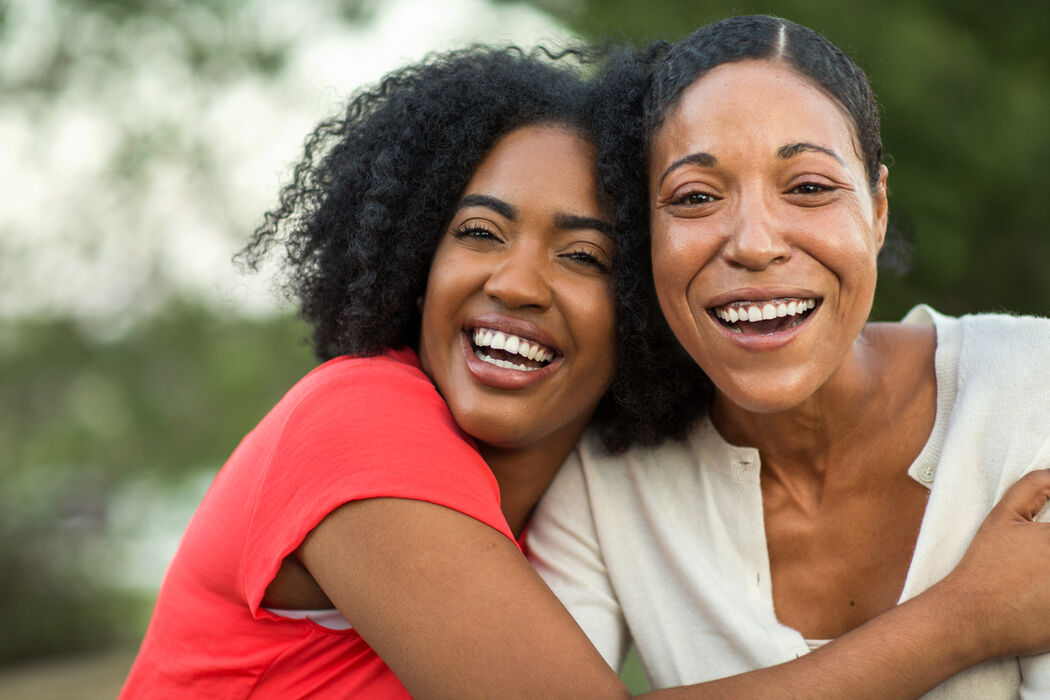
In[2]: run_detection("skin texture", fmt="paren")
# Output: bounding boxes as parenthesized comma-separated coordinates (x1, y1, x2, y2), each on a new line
(648, 59, 945, 638)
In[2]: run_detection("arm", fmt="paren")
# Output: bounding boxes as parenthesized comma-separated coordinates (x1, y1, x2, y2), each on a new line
(298, 469, 1050, 700)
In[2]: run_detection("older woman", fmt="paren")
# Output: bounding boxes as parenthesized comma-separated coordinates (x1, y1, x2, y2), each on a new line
(529, 16, 1050, 698)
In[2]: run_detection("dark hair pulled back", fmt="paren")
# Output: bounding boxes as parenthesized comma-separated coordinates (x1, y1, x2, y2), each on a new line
(646, 15, 883, 189)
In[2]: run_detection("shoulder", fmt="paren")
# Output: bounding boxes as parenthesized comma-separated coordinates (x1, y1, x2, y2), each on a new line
(294, 348, 436, 403)
(903, 307, 1050, 450)
(905, 304, 1050, 355)
(280, 348, 458, 437)
(244, 347, 480, 501)
(904, 304, 1050, 381)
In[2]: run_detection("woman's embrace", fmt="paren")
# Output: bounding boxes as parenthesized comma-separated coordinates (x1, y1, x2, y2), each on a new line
(121, 22, 1050, 699)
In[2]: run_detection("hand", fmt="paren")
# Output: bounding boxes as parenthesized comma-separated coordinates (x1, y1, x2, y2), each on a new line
(937, 468, 1050, 659)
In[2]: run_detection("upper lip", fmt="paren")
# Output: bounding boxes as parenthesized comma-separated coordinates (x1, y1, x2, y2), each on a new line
(706, 286, 822, 309)
(465, 314, 561, 355)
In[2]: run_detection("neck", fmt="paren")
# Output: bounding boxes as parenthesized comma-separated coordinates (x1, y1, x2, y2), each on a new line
(477, 432, 582, 540)
(711, 324, 920, 480)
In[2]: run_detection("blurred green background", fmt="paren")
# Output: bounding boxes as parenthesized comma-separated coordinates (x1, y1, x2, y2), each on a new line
(2, 0, 1047, 695)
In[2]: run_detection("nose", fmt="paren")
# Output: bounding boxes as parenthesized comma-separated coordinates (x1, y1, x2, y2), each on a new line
(482, 245, 553, 310)
(721, 197, 791, 270)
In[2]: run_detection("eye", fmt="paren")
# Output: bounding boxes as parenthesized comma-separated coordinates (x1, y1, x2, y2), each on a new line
(453, 221, 503, 243)
(670, 190, 719, 207)
(789, 182, 834, 195)
(560, 247, 611, 274)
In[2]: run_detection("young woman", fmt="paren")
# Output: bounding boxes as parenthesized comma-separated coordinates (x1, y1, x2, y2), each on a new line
(121, 44, 1050, 699)
(529, 16, 1050, 698)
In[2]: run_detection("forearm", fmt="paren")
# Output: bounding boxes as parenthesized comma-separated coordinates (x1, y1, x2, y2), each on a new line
(642, 579, 978, 699)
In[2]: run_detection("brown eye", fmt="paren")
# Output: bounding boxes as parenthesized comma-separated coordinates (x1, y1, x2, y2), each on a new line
(790, 183, 833, 195)
(672, 191, 718, 206)
(453, 223, 502, 242)
(561, 248, 610, 274)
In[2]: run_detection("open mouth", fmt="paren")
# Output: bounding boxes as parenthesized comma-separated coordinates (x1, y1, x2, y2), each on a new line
(470, 327, 557, 372)
(710, 297, 819, 335)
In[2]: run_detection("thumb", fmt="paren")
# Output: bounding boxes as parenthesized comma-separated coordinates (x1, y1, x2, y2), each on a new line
(994, 469, 1050, 522)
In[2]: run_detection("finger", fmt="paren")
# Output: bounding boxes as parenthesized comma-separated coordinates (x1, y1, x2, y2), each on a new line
(995, 469, 1050, 522)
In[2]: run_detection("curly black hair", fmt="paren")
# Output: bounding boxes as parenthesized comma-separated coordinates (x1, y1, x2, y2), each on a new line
(238, 45, 710, 453)
(586, 46, 714, 449)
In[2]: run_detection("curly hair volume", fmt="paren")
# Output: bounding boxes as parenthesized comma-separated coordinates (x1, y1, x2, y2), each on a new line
(239, 45, 711, 453)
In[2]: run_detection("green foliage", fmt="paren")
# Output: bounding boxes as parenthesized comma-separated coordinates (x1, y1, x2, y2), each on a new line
(619, 645, 651, 693)
(520, 0, 1050, 320)
(0, 304, 315, 664)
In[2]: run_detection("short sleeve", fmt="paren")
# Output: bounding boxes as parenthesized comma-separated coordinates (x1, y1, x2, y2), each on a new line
(241, 352, 513, 613)
(527, 450, 629, 671)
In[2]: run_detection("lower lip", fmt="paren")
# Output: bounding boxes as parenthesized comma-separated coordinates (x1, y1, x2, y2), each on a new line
(708, 306, 819, 351)
(459, 332, 561, 389)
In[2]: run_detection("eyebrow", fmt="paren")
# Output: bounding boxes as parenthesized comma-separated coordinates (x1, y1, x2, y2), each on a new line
(777, 142, 844, 165)
(657, 142, 847, 188)
(554, 213, 614, 237)
(455, 194, 517, 220)
(455, 194, 612, 237)
(657, 152, 716, 187)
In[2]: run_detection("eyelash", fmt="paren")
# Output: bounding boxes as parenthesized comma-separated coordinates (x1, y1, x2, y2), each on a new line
(562, 247, 610, 273)
(453, 223, 610, 273)
(668, 182, 835, 207)
(670, 190, 718, 207)
(789, 182, 834, 195)
(453, 224, 501, 241)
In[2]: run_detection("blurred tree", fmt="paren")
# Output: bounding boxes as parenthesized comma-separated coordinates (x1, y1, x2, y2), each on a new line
(0, 307, 315, 663)
(512, 0, 1050, 320)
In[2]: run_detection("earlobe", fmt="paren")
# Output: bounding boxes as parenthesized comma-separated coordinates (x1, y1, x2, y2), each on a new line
(873, 164, 889, 249)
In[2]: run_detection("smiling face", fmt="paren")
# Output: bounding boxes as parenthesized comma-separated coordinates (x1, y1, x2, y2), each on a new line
(418, 125, 616, 457)
(649, 59, 889, 414)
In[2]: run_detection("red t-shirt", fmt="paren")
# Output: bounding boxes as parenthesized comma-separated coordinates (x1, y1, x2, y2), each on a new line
(120, 348, 516, 698)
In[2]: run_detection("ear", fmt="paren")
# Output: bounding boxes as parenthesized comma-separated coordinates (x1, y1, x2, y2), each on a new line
(872, 164, 889, 250)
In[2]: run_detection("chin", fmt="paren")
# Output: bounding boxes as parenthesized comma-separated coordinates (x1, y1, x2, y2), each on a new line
(716, 375, 824, 415)
(448, 406, 525, 450)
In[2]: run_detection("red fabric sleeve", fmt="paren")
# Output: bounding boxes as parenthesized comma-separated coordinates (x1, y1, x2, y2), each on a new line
(240, 349, 514, 614)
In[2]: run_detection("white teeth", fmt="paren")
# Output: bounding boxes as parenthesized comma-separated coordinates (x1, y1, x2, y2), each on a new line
(471, 327, 555, 367)
(474, 349, 539, 372)
(712, 298, 818, 327)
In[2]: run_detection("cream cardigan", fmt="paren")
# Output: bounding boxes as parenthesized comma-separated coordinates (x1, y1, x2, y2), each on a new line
(528, 306, 1050, 698)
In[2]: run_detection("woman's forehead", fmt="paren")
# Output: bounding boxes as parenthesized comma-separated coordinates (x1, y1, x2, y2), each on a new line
(651, 60, 862, 170)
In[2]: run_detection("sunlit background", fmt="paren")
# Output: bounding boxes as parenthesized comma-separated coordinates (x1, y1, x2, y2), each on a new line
(2, 0, 1048, 696)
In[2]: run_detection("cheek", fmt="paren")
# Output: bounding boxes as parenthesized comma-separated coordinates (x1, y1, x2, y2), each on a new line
(650, 221, 710, 328)
(579, 286, 618, 387)
(417, 249, 458, 376)
(813, 217, 882, 292)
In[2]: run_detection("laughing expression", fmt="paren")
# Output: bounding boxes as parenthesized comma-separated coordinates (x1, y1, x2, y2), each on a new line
(418, 125, 616, 455)
(649, 60, 889, 414)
